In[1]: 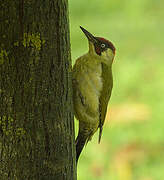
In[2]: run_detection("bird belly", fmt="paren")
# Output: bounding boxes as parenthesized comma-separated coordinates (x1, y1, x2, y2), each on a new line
(74, 63, 102, 125)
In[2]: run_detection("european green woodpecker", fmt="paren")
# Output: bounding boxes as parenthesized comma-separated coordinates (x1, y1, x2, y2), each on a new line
(72, 26, 116, 162)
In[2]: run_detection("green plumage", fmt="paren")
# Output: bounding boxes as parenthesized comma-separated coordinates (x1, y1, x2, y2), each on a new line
(98, 63, 113, 143)
(73, 26, 116, 163)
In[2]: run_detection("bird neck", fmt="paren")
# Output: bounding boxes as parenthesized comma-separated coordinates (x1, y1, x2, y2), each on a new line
(88, 41, 96, 55)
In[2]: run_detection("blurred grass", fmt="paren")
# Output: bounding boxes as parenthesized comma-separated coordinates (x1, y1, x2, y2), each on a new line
(69, 0, 164, 179)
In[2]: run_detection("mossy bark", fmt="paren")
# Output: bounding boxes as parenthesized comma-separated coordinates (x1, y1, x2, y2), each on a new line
(0, 0, 76, 179)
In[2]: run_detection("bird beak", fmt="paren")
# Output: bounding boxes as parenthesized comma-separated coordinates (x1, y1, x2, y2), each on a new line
(80, 26, 98, 44)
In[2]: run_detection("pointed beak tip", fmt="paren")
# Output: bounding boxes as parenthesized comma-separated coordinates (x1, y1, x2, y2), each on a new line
(79, 26, 86, 33)
(79, 26, 97, 43)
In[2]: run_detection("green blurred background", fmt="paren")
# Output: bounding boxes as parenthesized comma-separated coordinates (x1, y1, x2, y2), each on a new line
(69, 0, 164, 179)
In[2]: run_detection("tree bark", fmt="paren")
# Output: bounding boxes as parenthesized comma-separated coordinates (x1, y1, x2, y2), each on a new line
(0, 0, 76, 179)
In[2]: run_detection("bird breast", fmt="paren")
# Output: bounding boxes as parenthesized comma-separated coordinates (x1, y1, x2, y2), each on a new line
(77, 62, 103, 121)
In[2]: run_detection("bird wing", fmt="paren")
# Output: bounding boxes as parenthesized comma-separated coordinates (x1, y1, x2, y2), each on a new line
(98, 63, 113, 143)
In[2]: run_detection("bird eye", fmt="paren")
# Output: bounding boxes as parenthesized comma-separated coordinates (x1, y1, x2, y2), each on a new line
(101, 43, 106, 48)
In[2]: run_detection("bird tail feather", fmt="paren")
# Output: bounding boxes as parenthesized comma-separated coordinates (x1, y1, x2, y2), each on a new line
(98, 126, 103, 143)
(75, 132, 88, 163)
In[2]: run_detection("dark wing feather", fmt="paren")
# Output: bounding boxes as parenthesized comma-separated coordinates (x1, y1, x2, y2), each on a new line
(98, 63, 113, 143)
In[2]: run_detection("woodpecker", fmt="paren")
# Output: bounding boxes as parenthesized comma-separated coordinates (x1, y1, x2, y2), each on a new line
(72, 26, 116, 163)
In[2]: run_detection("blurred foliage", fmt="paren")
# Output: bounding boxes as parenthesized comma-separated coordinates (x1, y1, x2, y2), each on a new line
(70, 0, 164, 179)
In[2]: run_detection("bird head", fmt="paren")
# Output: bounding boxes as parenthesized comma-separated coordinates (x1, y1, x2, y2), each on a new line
(80, 26, 116, 64)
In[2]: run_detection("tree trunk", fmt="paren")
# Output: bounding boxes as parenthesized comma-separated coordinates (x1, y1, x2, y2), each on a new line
(0, 0, 76, 179)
